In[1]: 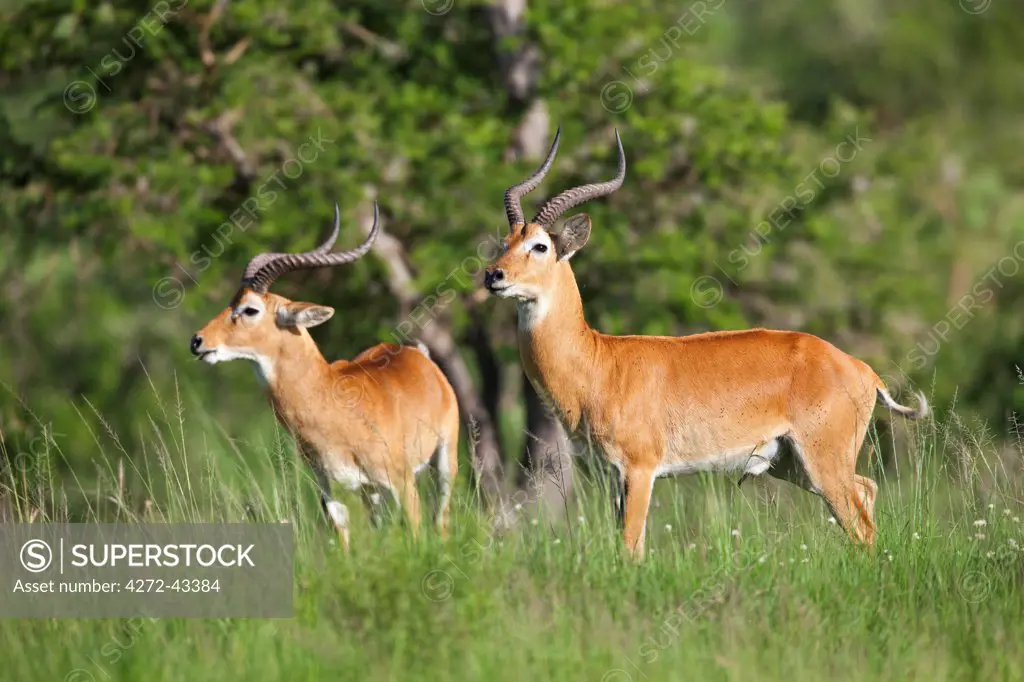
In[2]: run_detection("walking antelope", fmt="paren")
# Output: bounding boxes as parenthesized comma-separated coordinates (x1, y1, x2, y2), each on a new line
(190, 202, 460, 549)
(484, 128, 928, 559)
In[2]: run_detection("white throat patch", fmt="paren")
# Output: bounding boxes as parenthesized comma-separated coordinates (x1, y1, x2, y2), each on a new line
(202, 347, 276, 384)
(516, 296, 550, 329)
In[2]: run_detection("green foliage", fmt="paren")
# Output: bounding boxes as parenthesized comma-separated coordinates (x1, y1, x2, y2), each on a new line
(2, 0, 1024, 476)
(3, 3, 1024, 676)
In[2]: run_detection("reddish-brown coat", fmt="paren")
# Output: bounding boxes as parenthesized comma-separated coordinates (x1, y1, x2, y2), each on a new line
(488, 221, 924, 559)
(194, 288, 460, 547)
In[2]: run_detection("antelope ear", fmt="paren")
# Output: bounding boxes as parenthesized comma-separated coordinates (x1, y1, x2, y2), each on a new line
(277, 302, 335, 328)
(553, 214, 591, 261)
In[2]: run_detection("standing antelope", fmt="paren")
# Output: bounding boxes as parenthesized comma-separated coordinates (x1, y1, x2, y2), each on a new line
(483, 128, 928, 559)
(190, 202, 460, 549)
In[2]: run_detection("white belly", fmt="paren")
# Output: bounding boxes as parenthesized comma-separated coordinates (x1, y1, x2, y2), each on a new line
(655, 439, 781, 478)
(329, 460, 372, 491)
(330, 456, 432, 491)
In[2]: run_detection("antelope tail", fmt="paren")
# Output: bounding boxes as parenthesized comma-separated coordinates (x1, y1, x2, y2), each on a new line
(876, 385, 929, 420)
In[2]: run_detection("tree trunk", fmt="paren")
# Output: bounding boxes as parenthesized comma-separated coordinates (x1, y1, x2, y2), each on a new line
(487, 0, 538, 110)
(487, 0, 576, 514)
(468, 311, 502, 431)
(518, 373, 574, 520)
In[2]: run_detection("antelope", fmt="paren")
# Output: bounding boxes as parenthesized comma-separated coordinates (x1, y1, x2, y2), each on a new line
(483, 128, 928, 559)
(190, 202, 460, 550)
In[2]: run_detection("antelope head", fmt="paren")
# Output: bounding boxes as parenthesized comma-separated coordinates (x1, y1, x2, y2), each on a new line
(190, 202, 380, 384)
(484, 128, 626, 304)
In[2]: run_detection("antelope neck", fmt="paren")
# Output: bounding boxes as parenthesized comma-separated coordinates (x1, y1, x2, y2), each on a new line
(515, 262, 598, 432)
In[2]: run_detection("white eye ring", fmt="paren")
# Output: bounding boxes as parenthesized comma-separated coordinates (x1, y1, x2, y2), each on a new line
(232, 305, 261, 320)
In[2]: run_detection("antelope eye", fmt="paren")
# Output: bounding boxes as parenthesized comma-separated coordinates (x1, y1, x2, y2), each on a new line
(242, 307, 260, 317)
(532, 243, 548, 254)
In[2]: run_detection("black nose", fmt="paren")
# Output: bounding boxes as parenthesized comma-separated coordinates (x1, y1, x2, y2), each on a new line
(190, 334, 203, 356)
(484, 269, 504, 288)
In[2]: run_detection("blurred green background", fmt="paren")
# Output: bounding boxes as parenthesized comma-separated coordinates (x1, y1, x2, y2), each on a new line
(2, 0, 1023, 510)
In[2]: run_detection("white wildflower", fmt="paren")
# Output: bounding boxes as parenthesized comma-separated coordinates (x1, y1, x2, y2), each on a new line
(986, 551, 995, 558)
(1009, 539, 1018, 549)
(731, 529, 740, 538)
(800, 544, 808, 551)
(1014, 517, 1021, 524)
(553, 538, 561, 545)
(801, 558, 809, 564)
(988, 503, 995, 510)
(530, 518, 538, 526)
(827, 517, 838, 525)
(577, 515, 586, 525)
(912, 532, 921, 540)
(974, 533, 986, 540)
(758, 554, 767, 564)
(514, 503, 523, 512)
(1004, 509, 1012, 516)
(664, 523, 673, 532)
(887, 554, 893, 562)
(974, 519, 987, 527)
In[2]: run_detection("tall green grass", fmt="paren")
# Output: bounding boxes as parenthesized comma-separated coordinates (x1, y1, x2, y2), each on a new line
(1, 380, 1023, 682)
